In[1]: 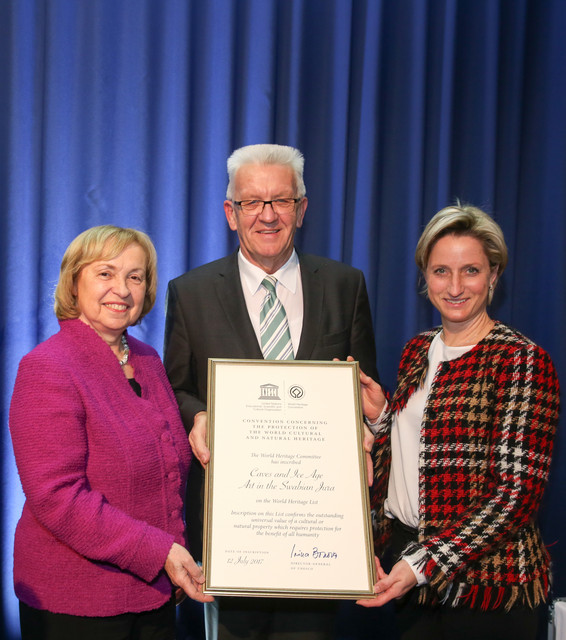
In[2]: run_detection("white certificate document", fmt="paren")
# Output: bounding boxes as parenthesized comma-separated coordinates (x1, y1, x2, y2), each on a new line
(203, 359, 376, 599)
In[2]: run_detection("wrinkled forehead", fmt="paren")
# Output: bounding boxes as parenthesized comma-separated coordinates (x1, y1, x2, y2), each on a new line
(234, 163, 297, 196)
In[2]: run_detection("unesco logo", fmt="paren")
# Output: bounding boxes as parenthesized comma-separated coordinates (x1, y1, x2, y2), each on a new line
(288, 385, 304, 399)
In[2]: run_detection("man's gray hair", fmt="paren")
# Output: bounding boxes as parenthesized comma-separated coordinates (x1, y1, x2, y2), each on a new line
(226, 144, 306, 199)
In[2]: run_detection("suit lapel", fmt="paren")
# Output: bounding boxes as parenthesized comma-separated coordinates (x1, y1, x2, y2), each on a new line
(296, 253, 323, 360)
(214, 251, 263, 359)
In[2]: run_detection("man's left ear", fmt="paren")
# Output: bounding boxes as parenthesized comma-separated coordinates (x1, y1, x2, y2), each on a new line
(296, 197, 308, 228)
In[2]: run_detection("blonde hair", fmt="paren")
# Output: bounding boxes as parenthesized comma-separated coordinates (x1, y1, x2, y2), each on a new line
(54, 225, 158, 322)
(415, 203, 508, 300)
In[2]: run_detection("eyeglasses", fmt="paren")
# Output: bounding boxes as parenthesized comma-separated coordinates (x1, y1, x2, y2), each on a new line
(232, 198, 301, 216)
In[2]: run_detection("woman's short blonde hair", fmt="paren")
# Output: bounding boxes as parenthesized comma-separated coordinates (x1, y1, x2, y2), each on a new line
(415, 203, 508, 300)
(54, 225, 158, 322)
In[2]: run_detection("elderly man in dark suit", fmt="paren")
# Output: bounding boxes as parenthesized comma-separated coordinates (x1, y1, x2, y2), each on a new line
(164, 143, 379, 640)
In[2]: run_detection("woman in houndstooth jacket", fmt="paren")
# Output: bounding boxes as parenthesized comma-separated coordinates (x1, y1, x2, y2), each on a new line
(357, 204, 560, 640)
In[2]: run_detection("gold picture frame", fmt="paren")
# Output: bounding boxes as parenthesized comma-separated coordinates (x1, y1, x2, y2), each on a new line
(202, 358, 376, 599)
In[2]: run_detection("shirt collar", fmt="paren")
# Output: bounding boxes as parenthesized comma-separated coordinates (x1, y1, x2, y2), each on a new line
(238, 249, 300, 296)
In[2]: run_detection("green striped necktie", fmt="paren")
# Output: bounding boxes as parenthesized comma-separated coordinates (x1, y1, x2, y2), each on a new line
(259, 275, 294, 360)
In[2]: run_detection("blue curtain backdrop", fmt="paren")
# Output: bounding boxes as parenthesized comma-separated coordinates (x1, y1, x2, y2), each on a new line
(1, 1, 565, 638)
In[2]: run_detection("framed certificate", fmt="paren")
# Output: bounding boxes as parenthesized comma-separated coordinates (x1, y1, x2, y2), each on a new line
(203, 359, 376, 599)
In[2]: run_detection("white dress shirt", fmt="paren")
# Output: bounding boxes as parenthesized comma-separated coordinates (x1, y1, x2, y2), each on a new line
(370, 332, 474, 585)
(385, 333, 474, 529)
(237, 250, 304, 355)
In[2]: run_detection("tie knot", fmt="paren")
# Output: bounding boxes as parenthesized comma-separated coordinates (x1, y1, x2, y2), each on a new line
(262, 275, 277, 295)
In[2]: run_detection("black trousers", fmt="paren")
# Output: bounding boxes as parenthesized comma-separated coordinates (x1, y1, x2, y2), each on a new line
(217, 596, 337, 640)
(19, 597, 176, 640)
(389, 519, 540, 640)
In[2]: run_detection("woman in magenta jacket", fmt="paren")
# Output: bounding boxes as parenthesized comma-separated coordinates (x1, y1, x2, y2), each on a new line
(9, 225, 212, 640)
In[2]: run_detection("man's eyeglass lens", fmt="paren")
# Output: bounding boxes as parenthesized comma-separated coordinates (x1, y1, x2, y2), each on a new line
(235, 199, 300, 216)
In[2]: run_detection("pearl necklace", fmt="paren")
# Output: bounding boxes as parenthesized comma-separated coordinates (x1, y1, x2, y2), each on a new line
(119, 334, 129, 366)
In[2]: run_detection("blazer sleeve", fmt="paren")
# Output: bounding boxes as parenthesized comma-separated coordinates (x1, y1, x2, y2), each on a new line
(349, 270, 379, 382)
(163, 279, 207, 433)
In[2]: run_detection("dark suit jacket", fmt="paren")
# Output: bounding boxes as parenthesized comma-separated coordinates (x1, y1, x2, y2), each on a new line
(164, 249, 378, 558)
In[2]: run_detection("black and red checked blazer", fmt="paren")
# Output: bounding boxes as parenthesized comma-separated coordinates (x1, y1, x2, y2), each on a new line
(371, 322, 560, 611)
